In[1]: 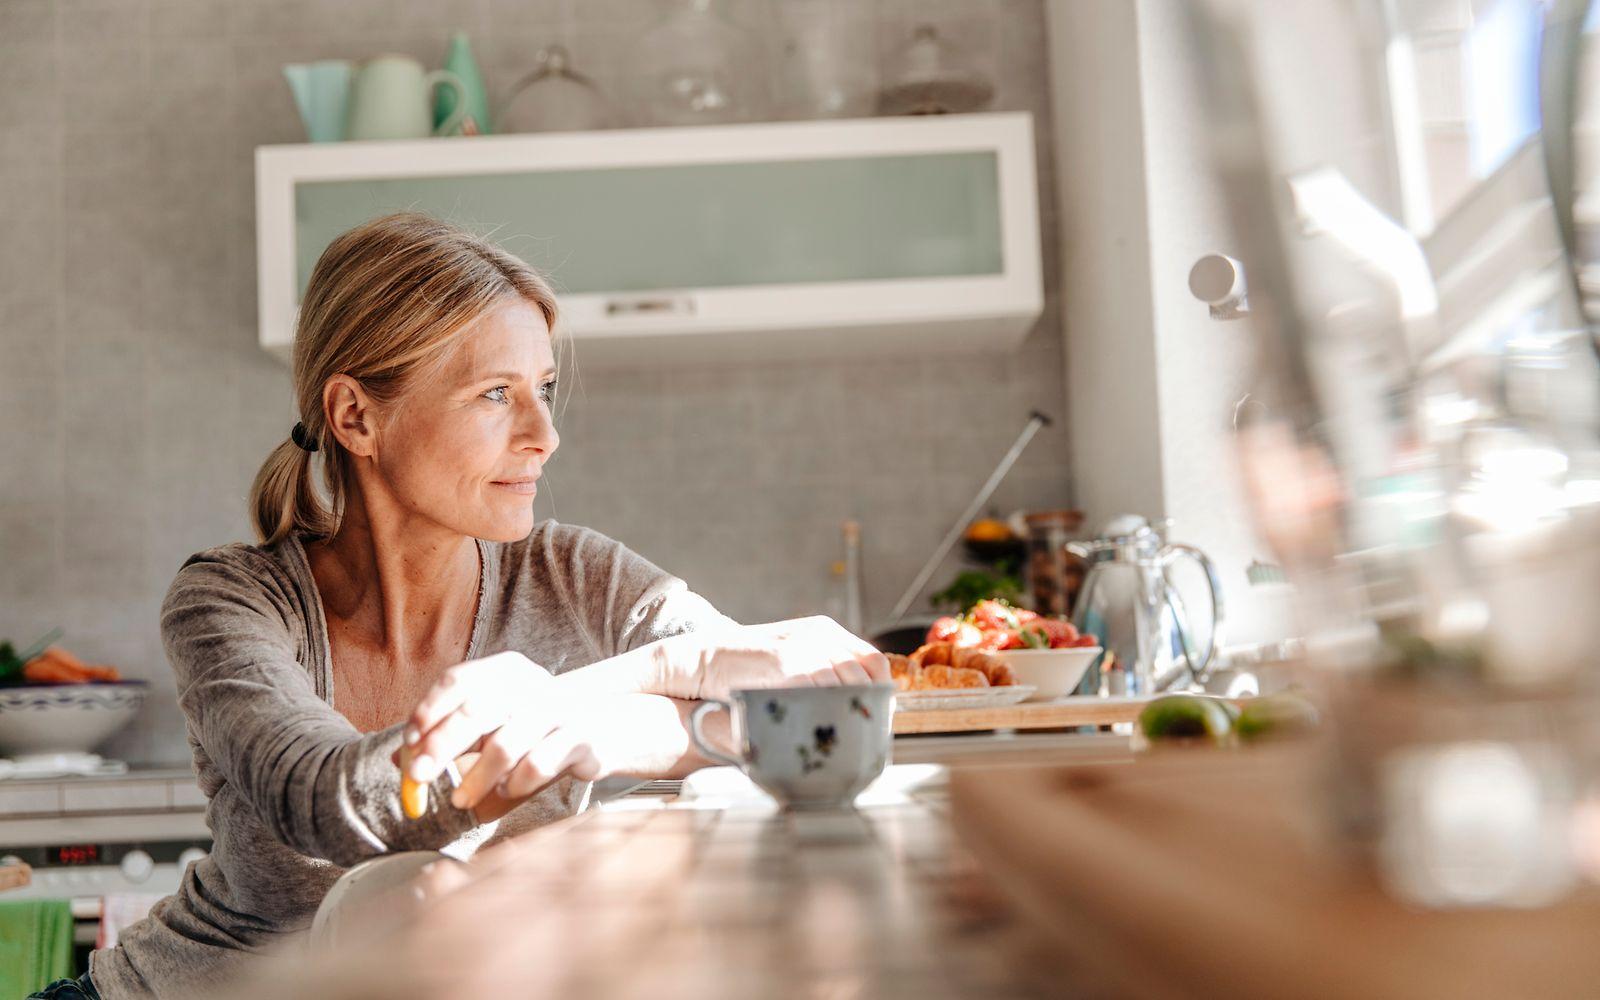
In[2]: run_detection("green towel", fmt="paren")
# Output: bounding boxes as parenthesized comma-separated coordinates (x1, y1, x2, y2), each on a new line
(0, 899, 76, 996)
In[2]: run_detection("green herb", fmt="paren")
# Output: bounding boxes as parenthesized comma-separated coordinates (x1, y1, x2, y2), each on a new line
(930, 570, 1023, 613)
(1020, 627, 1050, 649)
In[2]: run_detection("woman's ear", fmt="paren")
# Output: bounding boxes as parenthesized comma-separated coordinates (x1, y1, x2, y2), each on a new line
(324, 375, 377, 458)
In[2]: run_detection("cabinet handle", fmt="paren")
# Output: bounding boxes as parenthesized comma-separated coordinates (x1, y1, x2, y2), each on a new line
(604, 295, 697, 317)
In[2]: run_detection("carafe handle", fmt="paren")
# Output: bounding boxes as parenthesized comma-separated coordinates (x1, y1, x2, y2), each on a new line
(1163, 544, 1226, 681)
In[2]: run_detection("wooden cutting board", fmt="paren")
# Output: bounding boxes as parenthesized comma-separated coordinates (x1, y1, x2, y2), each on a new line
(892, 695, 1148, 734)
(948, 745, 1600, 1000)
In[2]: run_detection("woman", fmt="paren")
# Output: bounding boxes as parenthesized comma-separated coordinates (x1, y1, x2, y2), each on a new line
(38, 213, 887, 1000)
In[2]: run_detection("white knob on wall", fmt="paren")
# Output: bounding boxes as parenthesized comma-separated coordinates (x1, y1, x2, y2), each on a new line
(1188, 253, 1249, 320)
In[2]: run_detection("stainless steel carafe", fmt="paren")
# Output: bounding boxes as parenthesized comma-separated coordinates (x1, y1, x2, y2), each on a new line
(1068, 516, 1225, 696)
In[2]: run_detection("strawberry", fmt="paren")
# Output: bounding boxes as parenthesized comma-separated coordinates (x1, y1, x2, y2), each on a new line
(926, 617, 963, 645)
(1030, 618, 1078, 647)
(968, 600, 1020, 632)
(978, 628, 1025, 651)
(951, 622, 985, 649)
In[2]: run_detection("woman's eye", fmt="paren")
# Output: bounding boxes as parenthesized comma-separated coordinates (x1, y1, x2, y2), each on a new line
(483, 386, 510, 404)
(539, 381, 558, 404)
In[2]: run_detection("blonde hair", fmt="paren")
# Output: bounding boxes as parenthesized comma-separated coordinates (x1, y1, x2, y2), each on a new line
(249, 212, 561, 546)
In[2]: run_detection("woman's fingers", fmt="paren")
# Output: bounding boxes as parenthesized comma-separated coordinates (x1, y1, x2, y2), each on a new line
(800, 617, 890, 685)
(407, 702, 505, 782)
(405, 653, 555, 781)
(452, 716, 557, 811)
(829, 659, 873, 686)
(407, 661, 491, 743)
(450, 728, 515, 811)
(406, 652, 550, 745)
(858, 650, 891, 683)
(498, 728, 601, 800)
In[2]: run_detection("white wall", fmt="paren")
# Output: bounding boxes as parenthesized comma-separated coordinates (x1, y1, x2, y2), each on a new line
(1046, 0, 1394, 644)
(1044, 1, 1167, 525)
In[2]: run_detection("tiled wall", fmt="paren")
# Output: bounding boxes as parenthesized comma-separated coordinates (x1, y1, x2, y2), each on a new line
(0, 0, 1070, 765)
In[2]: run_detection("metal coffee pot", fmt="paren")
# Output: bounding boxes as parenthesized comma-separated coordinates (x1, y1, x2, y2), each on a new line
(1068, 516, 1225, 696)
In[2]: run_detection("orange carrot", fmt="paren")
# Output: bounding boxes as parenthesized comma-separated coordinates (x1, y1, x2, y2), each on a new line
(23, 658, 89, 685)
(41, 646, 91, 671)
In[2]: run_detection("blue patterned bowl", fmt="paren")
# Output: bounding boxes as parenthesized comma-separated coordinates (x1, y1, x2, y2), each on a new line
(0, 681, 149, 757)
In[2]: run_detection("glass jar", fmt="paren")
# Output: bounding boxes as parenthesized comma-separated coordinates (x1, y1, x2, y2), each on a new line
(1023, 510, 1085, 618)
(497, 45, 620, 134)
(628, 0, 773, 126)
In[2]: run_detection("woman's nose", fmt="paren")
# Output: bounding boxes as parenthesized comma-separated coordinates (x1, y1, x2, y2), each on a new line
(518, 401, 559, 456)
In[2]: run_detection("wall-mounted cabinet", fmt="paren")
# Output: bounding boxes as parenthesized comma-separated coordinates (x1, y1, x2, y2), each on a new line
(256, 112, 1043, 365)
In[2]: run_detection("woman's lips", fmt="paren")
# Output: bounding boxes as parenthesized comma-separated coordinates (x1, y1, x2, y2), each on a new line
(491, 479, 539, 496)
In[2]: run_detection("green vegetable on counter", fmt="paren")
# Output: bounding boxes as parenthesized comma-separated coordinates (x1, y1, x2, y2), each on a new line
(1136, 689, 1321, 748)
(1137, 694, 1236, 746)
(1233, 692, 1320, 742)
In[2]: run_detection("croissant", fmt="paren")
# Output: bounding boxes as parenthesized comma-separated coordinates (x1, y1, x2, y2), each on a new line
(910, 642, 953, 668)
(951, 646, 1017, 687)
(887, 653, 920, 692)
(915, 664, 989, 689)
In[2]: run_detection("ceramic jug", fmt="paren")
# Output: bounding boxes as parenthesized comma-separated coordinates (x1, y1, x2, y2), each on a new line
(346, 55, 467, 140)
(283, 59, 353, 142)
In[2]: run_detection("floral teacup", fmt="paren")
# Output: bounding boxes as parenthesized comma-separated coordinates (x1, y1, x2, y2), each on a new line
(689, 684, 894, 810)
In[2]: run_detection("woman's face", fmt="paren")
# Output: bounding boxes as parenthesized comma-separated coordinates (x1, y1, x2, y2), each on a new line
(371, 299, 560, 543)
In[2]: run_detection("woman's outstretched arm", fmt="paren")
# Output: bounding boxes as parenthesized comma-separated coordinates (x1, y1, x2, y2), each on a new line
(163, 551, 485, 867)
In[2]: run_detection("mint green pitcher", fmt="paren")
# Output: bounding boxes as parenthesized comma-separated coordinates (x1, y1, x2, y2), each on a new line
(283, 60, 353, 143)
(346, 55, 467, 141)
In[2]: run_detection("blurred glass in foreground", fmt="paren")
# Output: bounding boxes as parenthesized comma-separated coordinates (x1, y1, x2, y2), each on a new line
(1187, 0, 1600, 907)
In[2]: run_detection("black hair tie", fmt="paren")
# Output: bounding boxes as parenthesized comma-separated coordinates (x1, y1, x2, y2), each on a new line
(290, 422, 319, 453)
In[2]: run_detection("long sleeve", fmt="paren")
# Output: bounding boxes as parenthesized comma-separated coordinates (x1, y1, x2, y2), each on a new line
(530, 523, 739, 662)
(161, 551, 476, 868)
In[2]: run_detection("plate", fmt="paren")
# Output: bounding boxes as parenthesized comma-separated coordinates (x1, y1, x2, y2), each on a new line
(894, 685, 1037, 711)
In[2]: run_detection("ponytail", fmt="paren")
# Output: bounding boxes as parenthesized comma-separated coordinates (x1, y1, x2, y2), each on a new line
(248, 434, 339, 546)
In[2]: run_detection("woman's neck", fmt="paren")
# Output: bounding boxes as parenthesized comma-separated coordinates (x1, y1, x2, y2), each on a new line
(306, 487, 481, 662)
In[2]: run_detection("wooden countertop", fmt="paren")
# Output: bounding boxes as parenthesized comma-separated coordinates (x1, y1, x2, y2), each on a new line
(233, 739, 1600, 999)
(236, 764, 1100, 1000)
(893, 694, 1148, 734)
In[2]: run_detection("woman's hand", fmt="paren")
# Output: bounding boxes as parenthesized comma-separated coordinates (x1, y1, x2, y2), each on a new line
(402, 651, 557, 787)
(639, 615, 891, 701)
(451, 694, 692, 820)
(401, 617, 889, 816)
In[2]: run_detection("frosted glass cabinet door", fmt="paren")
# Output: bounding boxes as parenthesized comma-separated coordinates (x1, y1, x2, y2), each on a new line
(293, 152, 1004, 299)
(257, 113, 1041, 364)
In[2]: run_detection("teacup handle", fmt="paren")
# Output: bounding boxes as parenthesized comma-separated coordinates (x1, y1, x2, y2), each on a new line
(689, 700, 743, 768)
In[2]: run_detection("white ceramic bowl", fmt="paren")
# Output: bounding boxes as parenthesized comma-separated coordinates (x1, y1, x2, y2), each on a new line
(0, 682, 148, 758)
(995, 647, 1102, 701)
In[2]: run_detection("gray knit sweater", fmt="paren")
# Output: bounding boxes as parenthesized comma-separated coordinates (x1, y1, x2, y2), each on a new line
(89, 521, 731, 998)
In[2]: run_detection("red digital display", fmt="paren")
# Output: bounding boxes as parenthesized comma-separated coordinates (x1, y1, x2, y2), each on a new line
(53, 844, 100, 866)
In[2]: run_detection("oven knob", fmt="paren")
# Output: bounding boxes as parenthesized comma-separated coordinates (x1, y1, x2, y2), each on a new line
(120, 850, 155, 883)
(178, 848, 208, 871)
